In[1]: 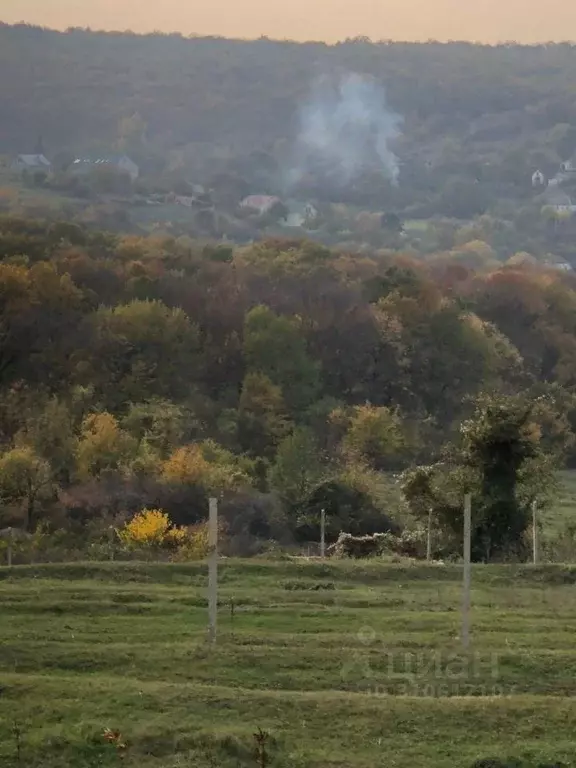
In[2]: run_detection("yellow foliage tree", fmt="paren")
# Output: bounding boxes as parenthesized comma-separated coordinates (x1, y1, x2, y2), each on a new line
(118, 507, 192, 548)
(161, 441, 249, 493)
(162, 444, 210, 485)
(118, 508, 211, 560)
(342, 404, 406, 469)
(75, 412, 138, 481)
(170, 521, 211, 562)
(118, 508, 172, 548)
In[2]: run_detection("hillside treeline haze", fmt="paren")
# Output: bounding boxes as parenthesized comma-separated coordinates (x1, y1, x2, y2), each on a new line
(0, 216, 575, 559)
(3, 24, 576, 168)
(4, 24, 576, 226)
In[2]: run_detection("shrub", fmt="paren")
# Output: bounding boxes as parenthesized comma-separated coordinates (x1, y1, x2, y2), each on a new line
(170, 521, 211, 562)
(118, 508, 187, 550)
(328, 532, 388, 558)
(118, 508, 215, 561)
(327, 528, 428, 559)
(0, 525, 51, 564)
(118, 508, 170, 548)
(379, 527, 429, 558)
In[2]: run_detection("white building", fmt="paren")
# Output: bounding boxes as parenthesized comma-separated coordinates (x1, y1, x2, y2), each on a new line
(71, 154, 139, 181)
(240, 195, 282, 215)
(11, 154, 52, 173)
(544, 189, 576, 214)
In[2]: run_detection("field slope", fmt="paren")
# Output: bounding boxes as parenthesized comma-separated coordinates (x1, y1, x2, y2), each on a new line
(1, 561, 576, 767)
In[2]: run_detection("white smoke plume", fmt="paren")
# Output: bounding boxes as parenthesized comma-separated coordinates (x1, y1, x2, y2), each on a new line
(286, 72, 403, 189)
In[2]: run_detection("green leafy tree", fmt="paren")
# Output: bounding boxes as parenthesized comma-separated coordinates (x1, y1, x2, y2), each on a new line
(302, 462, 400, 542)
(402, 394, 555, 561)
(461, 394, 545, 561)
(342, 404, 406, 469)
(16, 396, 77, 483)
(401, 462, 477, 556)
(269, 427, 329, 513)
(84, 300, 200, 410)
(122, 399, 188, 458)
(237, 372, 292, 458)
(243, 306, 320, 413)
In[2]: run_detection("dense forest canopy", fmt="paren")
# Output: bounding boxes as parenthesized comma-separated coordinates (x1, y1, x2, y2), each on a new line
(0, 215, 574, 558)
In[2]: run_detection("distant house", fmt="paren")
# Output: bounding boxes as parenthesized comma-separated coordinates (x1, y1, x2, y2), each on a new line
(544, 189, 576, 214)
(11, 154, 51, 173)
(560, 159, 576, 174)
(173, 195, 196, 208)
(169, 192, 213, 211)
(548, 157, 576, 186)
(532, 170, 546, 187)
(240, 195, 282, 215)
(548, 258, 574, 272)
(71, 154, 139, 181)
(283, 201, 318, 228)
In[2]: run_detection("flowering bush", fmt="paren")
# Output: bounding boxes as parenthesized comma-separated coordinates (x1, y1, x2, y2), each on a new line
(118, 508, 184, 549)
(118, 508, 211, 561)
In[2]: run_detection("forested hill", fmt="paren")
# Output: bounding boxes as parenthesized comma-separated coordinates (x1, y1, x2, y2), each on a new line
(0, 215, 576, 543)
(3, 23, 576, 199)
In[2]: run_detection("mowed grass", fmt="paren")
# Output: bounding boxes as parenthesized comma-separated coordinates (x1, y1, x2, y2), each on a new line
(2, 562, 576, 767)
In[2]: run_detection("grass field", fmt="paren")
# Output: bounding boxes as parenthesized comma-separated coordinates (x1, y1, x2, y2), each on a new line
(549, 470, 576, 531)
(1, 561, 576, 767)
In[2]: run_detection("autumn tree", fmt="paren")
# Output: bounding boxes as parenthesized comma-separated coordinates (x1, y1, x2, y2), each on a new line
(341, 404, 406, 469)
(0, 261, 84, 390)
(118, 112, 147, 152)
(0, 447, 55, 531)
(162, 441, 251, 495)
(75, 412, 138, 481)
(381, 290, 519, 423)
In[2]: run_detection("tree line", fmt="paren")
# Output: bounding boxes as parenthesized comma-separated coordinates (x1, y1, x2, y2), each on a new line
(0, 216, 574, 559)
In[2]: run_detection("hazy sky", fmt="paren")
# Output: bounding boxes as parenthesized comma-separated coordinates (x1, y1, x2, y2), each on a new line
(2, 0, 576, 43)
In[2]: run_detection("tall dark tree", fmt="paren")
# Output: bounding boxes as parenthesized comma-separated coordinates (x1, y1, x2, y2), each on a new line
(461, 394, 541, 561)
(402, 394, 555, 561)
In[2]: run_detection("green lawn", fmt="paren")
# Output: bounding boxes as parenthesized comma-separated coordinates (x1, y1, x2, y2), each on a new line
(1, 561, 576, 767)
